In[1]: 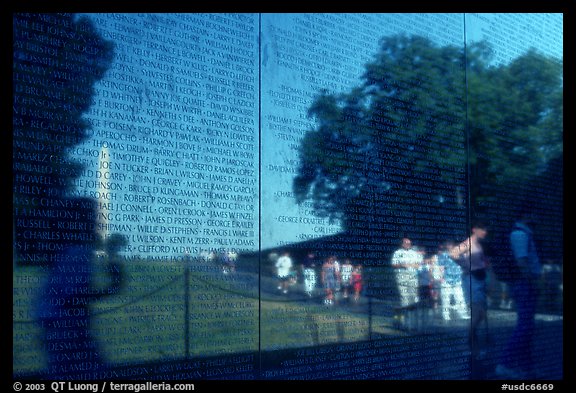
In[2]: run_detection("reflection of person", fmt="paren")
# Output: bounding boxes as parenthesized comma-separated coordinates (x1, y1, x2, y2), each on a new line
(39, 246, 99, 378)
(425, 248, 443, 311)
(200, 250, 216, 264)
(351, 264, 363, 302)
(303, 263, 317, 297)
(333, 256, 341, 294)
(499, 282, 512, 309)
(450, 221, 488, 355)
(321, 256, 339, 305)
(340, 259, 353, 299)
(496, 210, 543, 379)
(222, 250, 237, 274)
(416, 249, 434, 330)
(417, 250, 433, 309)
(275, 251, 293, 294)
(437, 241, 470, 321)
(391, 238, 422, 329)
(541, 260, 562, 312)
(302, 252, 317, 297)
(36, 201, 125, 379)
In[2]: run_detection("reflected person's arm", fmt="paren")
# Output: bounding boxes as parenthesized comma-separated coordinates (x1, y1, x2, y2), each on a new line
(449, 241, 468, 267)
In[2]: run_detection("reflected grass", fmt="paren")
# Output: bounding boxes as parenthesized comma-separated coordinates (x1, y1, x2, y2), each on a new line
(19, 254, 553, 376)
(13, 255, 375, 374)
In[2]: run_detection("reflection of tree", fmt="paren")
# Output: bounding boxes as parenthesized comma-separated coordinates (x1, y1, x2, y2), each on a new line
(13, 13, 114, 265)
(467, 46, 563, 264)
(467, 47, 563, 213)
(294, 34, 563, 247)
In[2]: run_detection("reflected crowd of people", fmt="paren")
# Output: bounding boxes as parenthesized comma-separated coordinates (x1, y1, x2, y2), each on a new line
(269, 251, 364, 305)
(191, 233, 561, 343)
(263, 230, 561, 337)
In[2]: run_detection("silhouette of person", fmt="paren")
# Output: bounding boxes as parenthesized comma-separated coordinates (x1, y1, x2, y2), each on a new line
(13, 14, 115, 378)
(35, 199, 124, 379)
(496, 209, 543, 379)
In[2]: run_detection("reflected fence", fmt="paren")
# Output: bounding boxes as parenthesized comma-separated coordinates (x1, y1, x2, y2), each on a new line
(13, 253, 563, 379)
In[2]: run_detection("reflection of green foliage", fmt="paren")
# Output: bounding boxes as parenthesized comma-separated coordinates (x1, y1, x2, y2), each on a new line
(295, 35, 469, 230)
(294, 34, 563, 231)
(467, 49, 563, 207)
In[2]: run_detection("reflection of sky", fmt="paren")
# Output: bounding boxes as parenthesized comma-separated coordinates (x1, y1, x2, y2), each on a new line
(75, 13, 261, 258)
(73, 13, 562, 258)
(465, 13, 563, 64)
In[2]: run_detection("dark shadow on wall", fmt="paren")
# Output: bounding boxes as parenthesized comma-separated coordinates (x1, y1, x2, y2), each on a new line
(13, 13, 121, 379)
